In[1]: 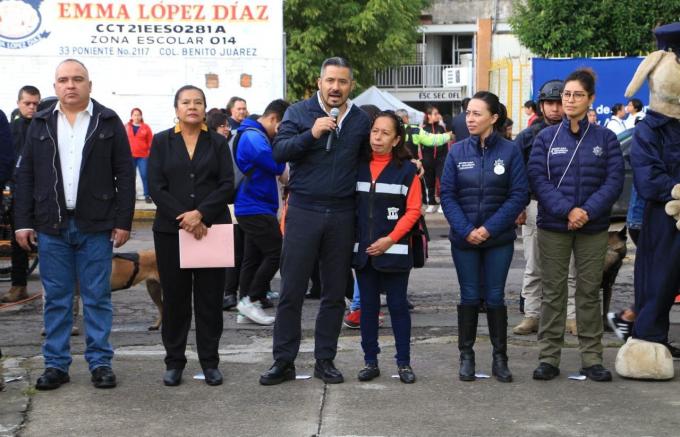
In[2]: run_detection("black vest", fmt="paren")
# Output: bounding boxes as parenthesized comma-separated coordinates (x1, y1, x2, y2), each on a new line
(353, 159, 418, 272)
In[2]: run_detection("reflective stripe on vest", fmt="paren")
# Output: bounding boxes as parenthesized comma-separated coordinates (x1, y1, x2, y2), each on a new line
(353, 242, 409, 255)
(356, 181, 409, 195)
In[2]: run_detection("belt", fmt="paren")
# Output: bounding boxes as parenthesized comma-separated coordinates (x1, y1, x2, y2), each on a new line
(65, 209, 76, 216)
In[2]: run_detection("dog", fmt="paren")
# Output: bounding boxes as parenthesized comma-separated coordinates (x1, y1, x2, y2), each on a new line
(601, 226, 628, 330)
(110, 250, 163, 330)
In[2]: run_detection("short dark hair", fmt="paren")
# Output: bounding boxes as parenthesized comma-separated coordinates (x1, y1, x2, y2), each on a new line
(611, 103, 624, 115)
(226, 96, 246, 115)
(471, 91, 507, 131)
(206, 110, 228, 132)
(360, 104, 381, 121)
(461, 98, 471, 111)
(320, 57, 353, 80)
(174, 85, 206, 108)
(523, 100, 537, 111)
(18, 85, 40, 101)
(564, 68, 596, 96)
(628, 98, 643, 112)
(262, 99, 290, 121)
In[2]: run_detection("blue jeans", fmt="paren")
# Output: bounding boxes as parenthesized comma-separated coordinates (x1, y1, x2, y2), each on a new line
(38, 218, 113, 372)
(350, 276, 361, 311)
(134, 157, 149, 196)
(451, 242, 514, 308)
(356, 261, 411, 366)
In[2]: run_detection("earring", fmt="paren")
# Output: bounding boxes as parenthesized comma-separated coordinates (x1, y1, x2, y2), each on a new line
(173, 117, 179, 124)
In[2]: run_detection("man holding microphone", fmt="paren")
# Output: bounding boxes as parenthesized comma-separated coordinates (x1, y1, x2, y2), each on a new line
(260, 57, 370, 385)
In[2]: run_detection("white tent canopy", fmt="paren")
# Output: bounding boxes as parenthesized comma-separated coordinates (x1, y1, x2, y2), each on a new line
(352, 86, 424, 125)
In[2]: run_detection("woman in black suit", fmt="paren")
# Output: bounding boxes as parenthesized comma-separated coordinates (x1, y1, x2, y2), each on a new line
(148, 85, 234, 387)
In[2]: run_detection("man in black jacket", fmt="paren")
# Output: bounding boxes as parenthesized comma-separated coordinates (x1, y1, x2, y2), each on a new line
(260, 57, 370, 385)
(2, 86, 41, 303)
(14, 59, 135, 391)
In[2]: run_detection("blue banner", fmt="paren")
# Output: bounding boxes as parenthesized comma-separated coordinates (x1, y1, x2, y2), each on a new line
(532, 57, 649, 126)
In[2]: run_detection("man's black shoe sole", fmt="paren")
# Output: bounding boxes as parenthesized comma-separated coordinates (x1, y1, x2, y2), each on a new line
(259, 369, 296, 386)
(313, 369, 344, 384)
(92, 379, 117, 389)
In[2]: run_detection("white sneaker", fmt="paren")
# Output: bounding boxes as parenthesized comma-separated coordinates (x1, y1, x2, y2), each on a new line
(236, 298, 275, 325)
(437, 205, 444, 213)
(236, 313, 253, 324)
(425, 205, 437, 213)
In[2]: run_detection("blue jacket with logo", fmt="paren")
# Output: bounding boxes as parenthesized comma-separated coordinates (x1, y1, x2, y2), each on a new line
(528, 116, 624, 233)
(272, 94, 370, 212)
(441, 131, 528, 249)
(234, 118, 285, 217)
(630, 110, 680, 204)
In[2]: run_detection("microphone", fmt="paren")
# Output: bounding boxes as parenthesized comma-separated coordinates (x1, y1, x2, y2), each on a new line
(326, 107, 340, 152)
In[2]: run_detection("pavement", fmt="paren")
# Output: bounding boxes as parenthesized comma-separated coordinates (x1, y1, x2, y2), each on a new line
(1, 210, 680, 437)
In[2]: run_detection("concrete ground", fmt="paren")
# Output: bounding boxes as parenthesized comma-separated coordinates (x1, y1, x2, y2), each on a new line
(1, 212, 679, 436)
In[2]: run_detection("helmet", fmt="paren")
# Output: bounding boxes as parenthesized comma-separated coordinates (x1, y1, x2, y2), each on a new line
(538, 79, 564, 102)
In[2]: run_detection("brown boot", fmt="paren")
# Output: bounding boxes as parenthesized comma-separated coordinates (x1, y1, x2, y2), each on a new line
(512, 317, 539, 335)
(566, 318, 578, 336)
(1, 286, 28, 303)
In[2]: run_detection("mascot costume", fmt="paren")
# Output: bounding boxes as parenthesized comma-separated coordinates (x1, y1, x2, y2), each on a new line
(615, 23, 680, 380)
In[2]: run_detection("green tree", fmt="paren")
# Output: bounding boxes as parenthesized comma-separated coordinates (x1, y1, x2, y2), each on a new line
(284, 0, 429, 100)
(510, 0, 680, 56)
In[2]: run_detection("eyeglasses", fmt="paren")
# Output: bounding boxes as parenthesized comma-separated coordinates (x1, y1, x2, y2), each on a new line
(561, 91, 589, 101)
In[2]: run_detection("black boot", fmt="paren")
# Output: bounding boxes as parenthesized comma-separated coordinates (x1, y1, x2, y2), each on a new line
(457, 304, 478, 381)
(487, 305, 513, 383)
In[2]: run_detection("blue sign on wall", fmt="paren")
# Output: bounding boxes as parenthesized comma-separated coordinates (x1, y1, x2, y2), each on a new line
(532, 57, 650, 125)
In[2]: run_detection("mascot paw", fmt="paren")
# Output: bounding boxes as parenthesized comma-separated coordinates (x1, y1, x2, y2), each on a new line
(615, 337, 674, 380)
(672, 183, 680, 200)
(665, 199, 680, 231)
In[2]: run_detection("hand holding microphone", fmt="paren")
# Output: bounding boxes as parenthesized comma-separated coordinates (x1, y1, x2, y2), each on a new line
(325, 107, 340, 152)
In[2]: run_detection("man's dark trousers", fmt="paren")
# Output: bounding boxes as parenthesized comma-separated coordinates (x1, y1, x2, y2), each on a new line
(273, 204, 354, 362)
(237, 214, 281, 301)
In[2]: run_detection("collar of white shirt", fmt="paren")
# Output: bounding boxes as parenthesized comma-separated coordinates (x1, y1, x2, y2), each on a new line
(316, 91, 353, 131)
(53, 99, 94, 117)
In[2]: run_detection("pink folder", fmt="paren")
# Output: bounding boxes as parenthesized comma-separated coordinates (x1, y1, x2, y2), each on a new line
(179, 224, 235, 268)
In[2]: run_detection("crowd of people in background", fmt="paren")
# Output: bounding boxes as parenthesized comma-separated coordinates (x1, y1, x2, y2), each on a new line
(0, 53, 674, 393)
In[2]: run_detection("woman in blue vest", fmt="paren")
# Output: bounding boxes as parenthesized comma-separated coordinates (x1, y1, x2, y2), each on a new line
(528, 69, 624, 382)
(440, 91, 528, 382)
(353, 111, 422, 384)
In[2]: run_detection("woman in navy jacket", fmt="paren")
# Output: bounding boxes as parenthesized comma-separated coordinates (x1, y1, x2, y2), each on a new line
(441, 91, 528, 382)
(528, 69, 624, 382)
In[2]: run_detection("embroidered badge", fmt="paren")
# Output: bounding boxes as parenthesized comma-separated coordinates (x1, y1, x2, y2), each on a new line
(592, 145, 603, 157)
(493, 159, 505, 175)
(457, 161, 475, 170)
(387, 207, 399, 220)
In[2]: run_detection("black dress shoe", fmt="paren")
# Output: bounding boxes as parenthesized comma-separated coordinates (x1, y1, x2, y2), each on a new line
(163, 369, 183, 386)
(35, 368, 70, 391)
(580, 364, 612, 382)
(357, 363, 380, 381)
(91, 366, 117, 389)
(260, 361, 296, 386)
(314, 359, 344, 384)
(223, 294, 238, 311)
(664, 342, 680, 359)
(532, 362, 560, 381)
(203, 368, 223, 386)
(398, 365, 416, 384)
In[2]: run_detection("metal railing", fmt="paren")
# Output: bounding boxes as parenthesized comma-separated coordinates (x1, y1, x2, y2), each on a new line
(374, 64, 460, 88)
